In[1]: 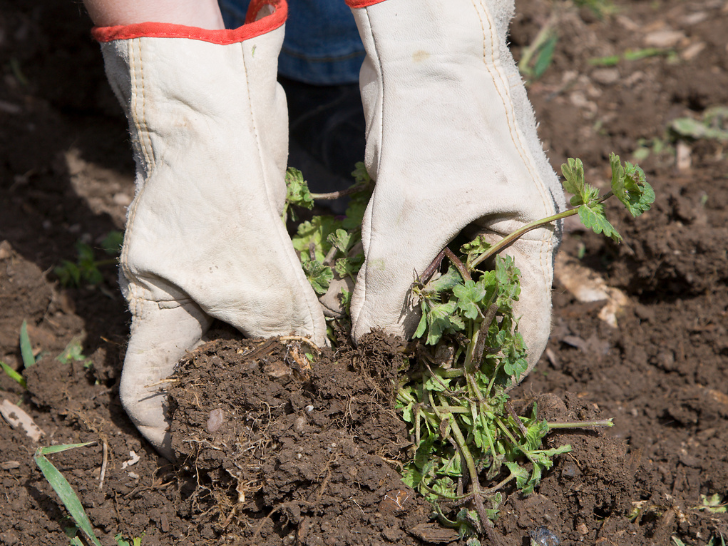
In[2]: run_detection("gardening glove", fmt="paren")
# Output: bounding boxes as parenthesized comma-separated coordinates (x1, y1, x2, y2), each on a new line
(347, 0, 566, 377)
(93, 0, 326, 458)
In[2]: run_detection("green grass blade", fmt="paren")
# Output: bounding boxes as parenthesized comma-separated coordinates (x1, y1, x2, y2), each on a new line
(70, 537, 84, 546)
(37, 442, 94, 456)
(0, 361, 26, 389)
(20, 320, 35, 369)
(34, 443, 102, 546)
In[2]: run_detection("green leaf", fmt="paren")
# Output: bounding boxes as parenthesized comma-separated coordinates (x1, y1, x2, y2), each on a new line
(425, 300, 462, 345)
(505, 461, 529, 489)
(696, 493, 727, 514)
(424, 374, 449, 393)
(589, 55, 620, 66)
(453, 280, 486, 320)
(521, 462, 542, 496)
(503, 355, 528, 383)
(342, 193, 369, 230)
(301, 259, 333, 295)
(623, 47, 665, 61)
(339, 288, 352, 315)
(335, 255, 363, 279)
(0, 361, 26, 389)
(293, 216, 343, 262)
(401, 466, 423, 489)
(34, 443, 102, 546)
(610, 153, 655, 217)
(56, 337, 89, 365)
(424, 267, 463, 297)
(460, 235, 492, 257)
(561, 158, 585, 201)
(284, 167, 314, 220)
(100, 231, 124, 255)
(414, 304, 428, 340)
(533, 35, 557, 78)
(55, 261, 81, 287)
(524, 420, 550, 451)
(328, 229, 354, 256)
(415, 433, 436, 470)
(577, 203, 622, 242)
(20, 320, 35, 369)
(351, 162, 372, 186)
(432, 476, 456, 498)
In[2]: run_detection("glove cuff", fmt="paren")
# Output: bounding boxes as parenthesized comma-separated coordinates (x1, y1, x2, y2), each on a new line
(91, 0, 286, 44)
(346, 0, 388, 7)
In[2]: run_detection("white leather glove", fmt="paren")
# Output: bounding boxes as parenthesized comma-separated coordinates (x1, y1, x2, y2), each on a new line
(347, 0, 566, 376)
(94, 0, 326, 458)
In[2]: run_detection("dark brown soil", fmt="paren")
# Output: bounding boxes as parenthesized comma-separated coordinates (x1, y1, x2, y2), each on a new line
(1, 0, 727, 545)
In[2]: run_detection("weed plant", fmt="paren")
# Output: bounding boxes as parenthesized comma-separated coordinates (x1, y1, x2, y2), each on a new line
(287, 154, 654, 539)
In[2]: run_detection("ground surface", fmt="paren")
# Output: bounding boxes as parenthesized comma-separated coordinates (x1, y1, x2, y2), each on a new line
(0, 0, 727, 544)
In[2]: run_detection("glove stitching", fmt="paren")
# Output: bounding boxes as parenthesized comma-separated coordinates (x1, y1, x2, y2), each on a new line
(354, 6, 383, 324)
(122, 37, 158, 311)
(239, 39, 322, 341)
(471, 0, 554, 287)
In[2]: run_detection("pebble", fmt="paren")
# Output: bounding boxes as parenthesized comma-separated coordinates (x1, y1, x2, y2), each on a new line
(644, 29, 686, 48)
(530, 526, 560, 546)
(206, 408, 225, 433)
(113, 192, 132, 206)
(681, 41, 706, 61)
(0, 240, 11, 260)
(591, 68, 620, 85)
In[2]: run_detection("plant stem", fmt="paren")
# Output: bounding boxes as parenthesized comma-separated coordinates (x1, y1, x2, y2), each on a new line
(546, 419, 614, 429)
(310, 183, 369, 201)
(420, 250, 446, 285)
(469, 191, 614, 270)
(444, 247, 471, 282)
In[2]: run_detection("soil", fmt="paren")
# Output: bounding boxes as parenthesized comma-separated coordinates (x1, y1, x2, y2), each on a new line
(0, 0, 727, 545)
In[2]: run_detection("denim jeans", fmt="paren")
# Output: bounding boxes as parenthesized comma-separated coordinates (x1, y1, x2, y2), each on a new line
(219, 0, 364, 85)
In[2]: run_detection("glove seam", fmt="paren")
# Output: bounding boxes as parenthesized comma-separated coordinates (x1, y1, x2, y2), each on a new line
(471, 0, 554, 286)
(121, 37, 157, 308)
(239, 39, 323, 341)
(352, 6, 381, 327)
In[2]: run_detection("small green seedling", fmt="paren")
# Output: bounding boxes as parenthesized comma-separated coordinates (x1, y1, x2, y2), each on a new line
(590, 47, 673, 67)
(56, 336, 93, 369)
(1, 319, 35, 389)
(34, 443, 102, 546)
(693, 493, 727, 514)
(670, 107, 728, 143)
(55, 231, 123, 288)
(673, 534, 727, 546)
(290, 154, 653, 539)
(115, 533, 144, 546)
(0, 361, 26, 389)
(519, 24, 558, 81)
(20, 319, 35, 368)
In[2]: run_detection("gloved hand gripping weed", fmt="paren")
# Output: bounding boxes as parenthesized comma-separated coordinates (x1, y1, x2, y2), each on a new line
(288, 153, 654, 541)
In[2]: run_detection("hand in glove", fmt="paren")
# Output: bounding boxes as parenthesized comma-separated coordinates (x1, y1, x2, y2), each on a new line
(94, 0, 326, 458)
(347, 0, 565, 376)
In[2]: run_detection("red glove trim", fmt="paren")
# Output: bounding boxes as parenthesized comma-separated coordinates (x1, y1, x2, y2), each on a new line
(91, 0, 287, 44)
(346, 0, 388, 7)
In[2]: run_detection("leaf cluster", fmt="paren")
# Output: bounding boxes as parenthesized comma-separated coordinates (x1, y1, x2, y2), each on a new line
(54, 232, 122, 288)
(562, 154, 654, 242)
(400, 253, 571, 534)
(290, 163, 371, 309)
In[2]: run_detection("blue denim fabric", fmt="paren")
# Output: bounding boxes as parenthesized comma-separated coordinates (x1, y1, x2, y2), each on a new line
(219, 0, 364, 85)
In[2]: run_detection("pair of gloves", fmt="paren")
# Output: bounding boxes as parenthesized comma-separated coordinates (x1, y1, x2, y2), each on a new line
(93, 0, 565, 458)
